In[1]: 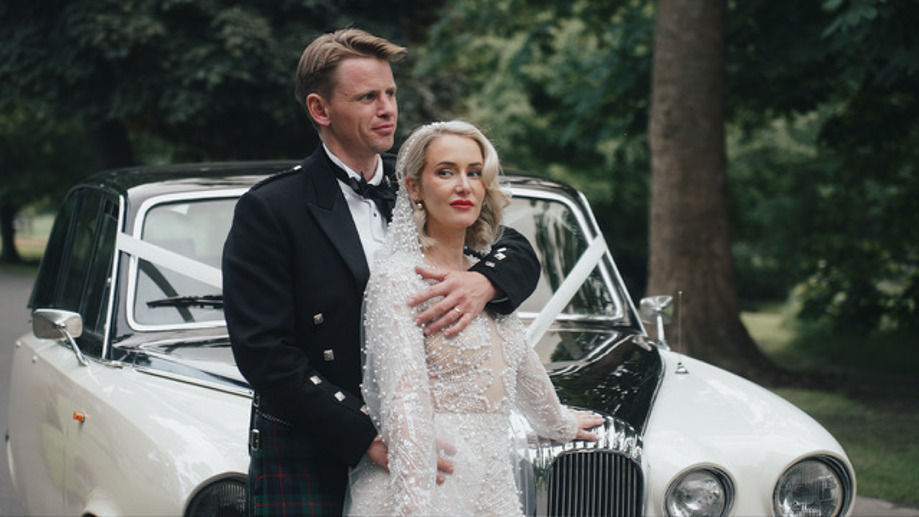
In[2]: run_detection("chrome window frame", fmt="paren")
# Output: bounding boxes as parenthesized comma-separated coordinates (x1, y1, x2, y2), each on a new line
(99, 193, 126, 360)
(125, 189, 248, 332)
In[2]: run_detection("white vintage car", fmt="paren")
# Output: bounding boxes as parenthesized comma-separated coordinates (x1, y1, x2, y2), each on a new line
(5, 162, 855, 516)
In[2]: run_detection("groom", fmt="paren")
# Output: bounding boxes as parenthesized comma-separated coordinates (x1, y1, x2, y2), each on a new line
(223, 28, 540, 515)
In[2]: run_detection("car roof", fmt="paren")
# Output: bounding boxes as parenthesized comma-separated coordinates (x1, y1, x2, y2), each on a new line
(77, 161, 296, 204)
(74, 161, 584, 206)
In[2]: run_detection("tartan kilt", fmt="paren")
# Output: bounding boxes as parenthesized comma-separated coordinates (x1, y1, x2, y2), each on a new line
(248, 410, 349, 516)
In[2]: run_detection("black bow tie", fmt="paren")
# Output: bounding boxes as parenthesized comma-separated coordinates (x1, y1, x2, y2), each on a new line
(328, 160, 398, 221)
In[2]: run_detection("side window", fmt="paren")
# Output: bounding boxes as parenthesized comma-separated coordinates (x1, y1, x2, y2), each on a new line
(506, 197, 618, 317)
(29, 188, 118, 358)
(30, 195, 77, 309)
(79, 197, 118, 356)
(59, 193, 103, 310)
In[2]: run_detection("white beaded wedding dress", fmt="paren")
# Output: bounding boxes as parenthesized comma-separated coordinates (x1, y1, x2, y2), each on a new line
(345, 190, 577, 517)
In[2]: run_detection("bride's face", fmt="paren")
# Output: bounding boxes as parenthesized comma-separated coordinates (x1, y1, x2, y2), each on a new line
(409, 134, 486, 239)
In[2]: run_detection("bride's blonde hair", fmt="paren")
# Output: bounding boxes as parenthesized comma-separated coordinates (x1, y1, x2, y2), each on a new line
(396, 120, 509, 251)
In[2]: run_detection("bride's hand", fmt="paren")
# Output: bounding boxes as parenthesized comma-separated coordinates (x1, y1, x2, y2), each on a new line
(367, 435, 456, 485)
(434, 439, 456, 485)
(574, 411, 605, 442)
(366, 435, 389, 470)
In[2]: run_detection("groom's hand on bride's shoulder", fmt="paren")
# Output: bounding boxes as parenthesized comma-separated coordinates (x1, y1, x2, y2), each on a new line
(409, 266, 496, 338)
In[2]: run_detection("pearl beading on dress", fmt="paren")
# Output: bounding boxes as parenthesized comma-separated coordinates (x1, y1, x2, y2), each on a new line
(348, 187, 577, 517)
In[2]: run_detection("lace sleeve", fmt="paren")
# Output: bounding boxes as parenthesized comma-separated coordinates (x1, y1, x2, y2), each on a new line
(514, 342, 578, 443)
(362, 265, 436, 515)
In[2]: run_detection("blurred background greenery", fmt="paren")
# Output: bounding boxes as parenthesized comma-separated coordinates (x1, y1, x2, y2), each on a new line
(1, 0, 917, 506)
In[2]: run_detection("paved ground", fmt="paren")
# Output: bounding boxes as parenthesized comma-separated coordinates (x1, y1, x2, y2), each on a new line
(0, 269, 31, 516)
(0, 268, 916, 516)
(852, 498, 919, 517)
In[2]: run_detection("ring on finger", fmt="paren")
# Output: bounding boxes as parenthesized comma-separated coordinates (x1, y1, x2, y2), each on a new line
(453, 307, 463, 315)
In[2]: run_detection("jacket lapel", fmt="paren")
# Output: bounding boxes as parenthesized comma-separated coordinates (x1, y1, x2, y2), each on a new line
(302, 149, 371, 290)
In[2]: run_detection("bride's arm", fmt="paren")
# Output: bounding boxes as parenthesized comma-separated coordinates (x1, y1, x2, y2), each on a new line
(514, 341, 603, 443)
(362, 270, 437, 515)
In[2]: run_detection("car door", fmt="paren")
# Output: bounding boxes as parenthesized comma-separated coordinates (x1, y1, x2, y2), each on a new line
(8, 188, 118, 515)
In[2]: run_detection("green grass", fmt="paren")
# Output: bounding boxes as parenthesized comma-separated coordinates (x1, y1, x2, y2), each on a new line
(775, 388, 919, 506)
(743, 305, 919, 508)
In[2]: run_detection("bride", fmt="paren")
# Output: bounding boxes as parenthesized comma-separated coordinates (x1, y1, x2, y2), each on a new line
(346, 120, 602, 516)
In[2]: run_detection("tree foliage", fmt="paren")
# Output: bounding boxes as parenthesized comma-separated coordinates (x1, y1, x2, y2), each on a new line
(1, 0, 916, 336)
(422, 0, 919, 337)
(0, 0, 450, 260)
(0, 0, 451, 161)
(0, 107, 95, 262)
(419, 0, 655, 291)
(728, 0, 919, 333)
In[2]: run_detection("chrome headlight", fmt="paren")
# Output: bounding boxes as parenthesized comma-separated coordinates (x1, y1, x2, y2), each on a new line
(774, 458, 851, 517)
(665, 468, 733, 517)
(185, 475, 247, 517)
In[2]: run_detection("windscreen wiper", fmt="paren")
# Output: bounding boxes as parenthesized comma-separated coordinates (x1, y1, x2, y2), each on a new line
(147, 295, 224, 309)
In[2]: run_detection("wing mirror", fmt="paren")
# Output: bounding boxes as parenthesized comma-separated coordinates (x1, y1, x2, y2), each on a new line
(639, 295, 674, 349)
(32, 309, 89, 367)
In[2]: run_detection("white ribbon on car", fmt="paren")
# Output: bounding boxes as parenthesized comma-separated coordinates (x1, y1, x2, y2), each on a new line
(526, 233, 608, 348)
(116, 233, 223, 289)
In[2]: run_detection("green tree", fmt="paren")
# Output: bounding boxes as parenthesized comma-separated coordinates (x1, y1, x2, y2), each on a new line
(419, 0, 655, 291)
(3, 0, 314, 165)
(421, 0, 919, 356)
(647, 0, 779, 377)
(1, 0, 449, 163)
(0, 107, 95, 263)
(727, 0, 919, 334)
(0, 0, 452, 262)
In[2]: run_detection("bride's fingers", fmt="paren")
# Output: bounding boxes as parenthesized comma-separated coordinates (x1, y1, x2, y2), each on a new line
(577, 429, 600, 441)
(437, 456, 454, 475)
(436, 455, 455, 485)
(574, 411, 605, 441)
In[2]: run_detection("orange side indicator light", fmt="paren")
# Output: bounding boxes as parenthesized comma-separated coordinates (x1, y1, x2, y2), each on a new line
(73, 411, 87, 423)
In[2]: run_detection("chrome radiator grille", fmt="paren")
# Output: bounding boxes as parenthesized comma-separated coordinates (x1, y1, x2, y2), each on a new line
(546, 450, 643, 517)
(513, 412, 645, 516)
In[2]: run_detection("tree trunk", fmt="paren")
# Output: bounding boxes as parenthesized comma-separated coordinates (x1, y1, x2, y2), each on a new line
(0, 201, 22, 263)
(648, 0, 778, 381)
(89, 119, 134, 169)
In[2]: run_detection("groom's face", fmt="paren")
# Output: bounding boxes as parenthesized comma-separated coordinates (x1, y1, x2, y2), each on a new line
(319, 57, 399, 160)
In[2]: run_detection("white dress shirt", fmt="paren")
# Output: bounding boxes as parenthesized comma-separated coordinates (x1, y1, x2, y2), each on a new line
(323, 144, 389, 271)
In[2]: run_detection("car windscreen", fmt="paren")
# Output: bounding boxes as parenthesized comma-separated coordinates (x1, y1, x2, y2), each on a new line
(128, 188, 628, 335)
(130, 198, 234, 328)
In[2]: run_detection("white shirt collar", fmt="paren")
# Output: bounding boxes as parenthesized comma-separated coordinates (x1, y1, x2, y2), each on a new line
(323, 143, 383, 186)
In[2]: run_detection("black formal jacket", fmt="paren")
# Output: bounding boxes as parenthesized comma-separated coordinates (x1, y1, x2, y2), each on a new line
(222, 146, 540, 468)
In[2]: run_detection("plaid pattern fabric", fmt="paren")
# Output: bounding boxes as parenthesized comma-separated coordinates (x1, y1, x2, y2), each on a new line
(248, 411, 349, 516)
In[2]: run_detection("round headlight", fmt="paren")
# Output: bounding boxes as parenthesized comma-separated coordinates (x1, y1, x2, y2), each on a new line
(185, 476, 247, 517)
(774, 458, 846, 517)
(665, 468, 733, 517)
